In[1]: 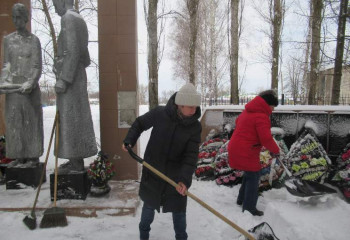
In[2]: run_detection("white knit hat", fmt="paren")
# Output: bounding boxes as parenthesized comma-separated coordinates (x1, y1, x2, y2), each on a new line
(175, 83, 201, 106)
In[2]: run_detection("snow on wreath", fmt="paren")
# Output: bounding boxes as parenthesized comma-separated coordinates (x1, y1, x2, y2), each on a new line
(87, 151, 116, 186)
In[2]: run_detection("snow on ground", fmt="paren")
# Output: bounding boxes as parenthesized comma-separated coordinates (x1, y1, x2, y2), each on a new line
(0, 105, 350, 240)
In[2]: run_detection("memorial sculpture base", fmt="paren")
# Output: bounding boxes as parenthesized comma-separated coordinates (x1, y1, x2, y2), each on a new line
(5, 162, 46, 189)
(50, 170, 91, 200)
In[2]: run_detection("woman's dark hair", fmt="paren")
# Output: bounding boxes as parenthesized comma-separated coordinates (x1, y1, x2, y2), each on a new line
(259, 90, 279, 107)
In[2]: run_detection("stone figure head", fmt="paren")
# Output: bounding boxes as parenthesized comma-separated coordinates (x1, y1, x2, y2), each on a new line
(53, 0, 74, 16)
(12, 3, 28, 31)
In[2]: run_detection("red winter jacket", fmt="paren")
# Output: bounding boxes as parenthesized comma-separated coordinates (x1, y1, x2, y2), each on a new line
(228, 96, 279, 171)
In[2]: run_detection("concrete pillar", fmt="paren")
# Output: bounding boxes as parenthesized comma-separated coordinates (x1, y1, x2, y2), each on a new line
(98, 0, 139, 180)
(0, 0, 31, 135)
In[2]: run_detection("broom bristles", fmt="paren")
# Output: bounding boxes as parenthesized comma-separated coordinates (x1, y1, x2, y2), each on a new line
(40, 207, 68, 228)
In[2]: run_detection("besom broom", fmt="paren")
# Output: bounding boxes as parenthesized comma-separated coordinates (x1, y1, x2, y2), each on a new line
(23, 113, 58, 230)
(40, 111, 68, 228)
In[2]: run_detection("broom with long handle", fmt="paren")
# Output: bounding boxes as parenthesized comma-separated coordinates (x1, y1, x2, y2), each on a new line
(23, 113, 57, 230)
(126, 146, 256, 240)
(40, 111, 68, 228)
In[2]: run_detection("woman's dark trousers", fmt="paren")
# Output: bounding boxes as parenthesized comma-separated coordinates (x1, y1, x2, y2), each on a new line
(237, 171, 261, 212)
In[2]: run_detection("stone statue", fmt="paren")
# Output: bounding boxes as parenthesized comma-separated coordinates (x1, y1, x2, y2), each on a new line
(0, 3, 43, 166)
(53, 0, 97, 173)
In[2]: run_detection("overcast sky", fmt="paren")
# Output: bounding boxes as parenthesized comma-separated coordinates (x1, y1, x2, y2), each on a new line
(30, 0, 337, 95)
(136, 0, 315, 95)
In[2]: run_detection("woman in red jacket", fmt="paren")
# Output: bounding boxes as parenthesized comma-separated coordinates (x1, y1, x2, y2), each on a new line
(228, 90, 280, 216)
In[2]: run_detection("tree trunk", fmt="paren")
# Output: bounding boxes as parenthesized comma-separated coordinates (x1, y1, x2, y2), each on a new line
(147, 0, 159, 110)
(40, 0, 58, 58)
(301, 0, 313, 104)
(209, 0, 216, 104)
(187, 0, 200, 85)
(230, 0, 239, 104)
(271, 0, 282, 91)
(331, 0, 348, 105)
(75, 0, 80, 12)
(308, 0, 323, 105)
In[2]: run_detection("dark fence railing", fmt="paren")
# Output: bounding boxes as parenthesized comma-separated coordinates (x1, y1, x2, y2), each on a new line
(204, 95, 350, 106)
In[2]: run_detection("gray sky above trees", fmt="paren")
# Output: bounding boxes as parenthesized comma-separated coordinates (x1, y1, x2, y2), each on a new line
(138, 0, 341, 95)
(137, 0, 318, 93)
(31, 0, 341, 95)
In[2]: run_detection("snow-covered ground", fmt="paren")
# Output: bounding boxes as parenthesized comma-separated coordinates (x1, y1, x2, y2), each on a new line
(0, 105, 350, 240)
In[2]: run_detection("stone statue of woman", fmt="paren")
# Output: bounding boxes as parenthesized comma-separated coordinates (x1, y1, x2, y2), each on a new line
(53, 0, 97, 173)
(0, 3, 43, 166)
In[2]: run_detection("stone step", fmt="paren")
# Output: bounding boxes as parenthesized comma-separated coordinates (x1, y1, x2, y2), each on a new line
(0, 180, 140, 218)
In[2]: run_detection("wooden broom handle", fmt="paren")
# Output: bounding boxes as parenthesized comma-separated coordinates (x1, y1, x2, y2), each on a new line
(53, 111, 60, 207)
(31, 113, 57, 214)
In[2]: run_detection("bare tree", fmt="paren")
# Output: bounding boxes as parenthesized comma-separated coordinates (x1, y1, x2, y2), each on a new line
(230, 0, 240, 104)
(301, 0, 313, 103)
(31, 0, 59, 104)
(196, 0, 228, 105)
(253, 0, 285, 92)
(145, 0, 159, 110)
(40, 0, 58, 57)
(187, 0, 200, 85)
(139, 83, 148, 105)
(171, 0, 229, 106)
(271, 0, 284, 90)
(308, 0, 324, 105)
(159, 89, 176, 104)
(331, 0, 349, 105)
(170, 10, 191, 83)
(144, 0, 171, 109)
(39, 75, 55, 106)
(31, 0, 58, 80)
(285, 57, 303, 104)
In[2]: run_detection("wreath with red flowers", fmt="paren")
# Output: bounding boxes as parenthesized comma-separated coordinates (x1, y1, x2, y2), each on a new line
(87, 151, 116, 186)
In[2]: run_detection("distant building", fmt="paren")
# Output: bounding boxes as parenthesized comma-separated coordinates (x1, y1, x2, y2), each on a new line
(318, 65, 350, 105)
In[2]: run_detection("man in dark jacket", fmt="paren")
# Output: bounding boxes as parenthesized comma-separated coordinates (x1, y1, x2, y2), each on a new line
(122, 83, 202, 240)
(228, 90, 280, 216)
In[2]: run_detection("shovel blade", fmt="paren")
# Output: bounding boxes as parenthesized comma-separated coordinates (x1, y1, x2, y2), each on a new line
(302, 180, 337, 195)
(285, 178, 337, 197)
(23, 215, 37, 230)
(246, 222, 279, 240)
